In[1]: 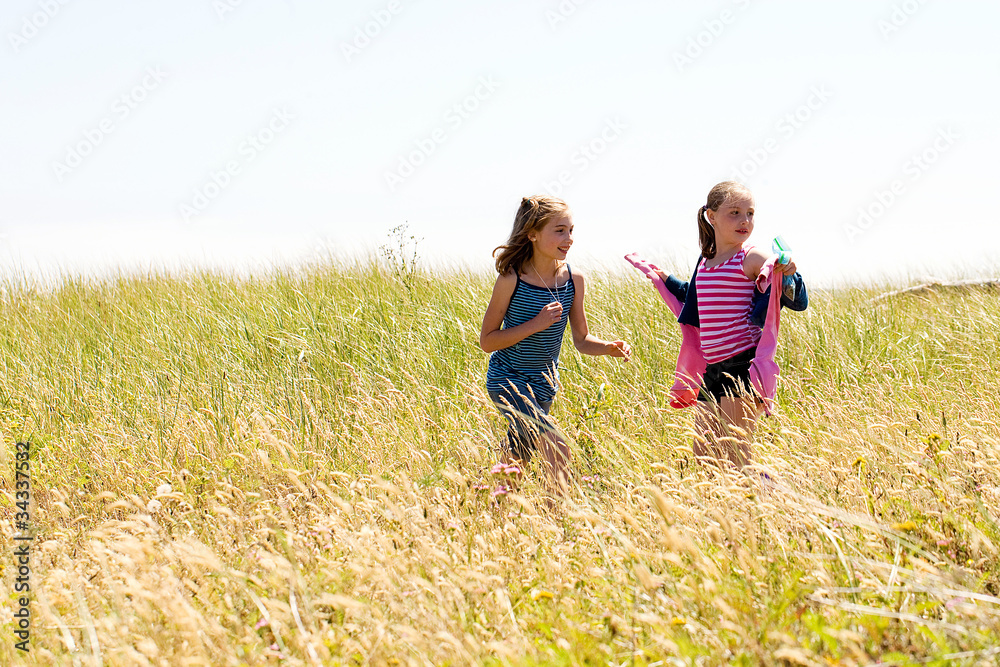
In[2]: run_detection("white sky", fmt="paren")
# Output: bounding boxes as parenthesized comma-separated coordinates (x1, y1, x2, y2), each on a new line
(2, 0, 998, 287)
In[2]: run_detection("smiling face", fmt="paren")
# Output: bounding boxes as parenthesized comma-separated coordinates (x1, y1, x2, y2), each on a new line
(707, 196, 755, 249)
(529, 212, 574, 262)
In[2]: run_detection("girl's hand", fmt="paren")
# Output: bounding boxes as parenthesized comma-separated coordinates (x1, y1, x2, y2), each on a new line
(776, 255, 797, 275)
(606, 340, 631, 361)
(532, 302, 563, 331)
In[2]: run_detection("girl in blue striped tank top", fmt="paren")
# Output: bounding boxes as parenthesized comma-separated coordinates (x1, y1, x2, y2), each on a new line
(480, 196, 632, 496)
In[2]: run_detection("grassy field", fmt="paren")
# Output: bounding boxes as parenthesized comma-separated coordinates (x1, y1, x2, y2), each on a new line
(2, 258, 1000, 666)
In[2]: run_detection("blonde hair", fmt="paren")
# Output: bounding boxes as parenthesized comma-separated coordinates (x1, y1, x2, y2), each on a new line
(697, 181, 754, 259)
(493, 196, 570, 275)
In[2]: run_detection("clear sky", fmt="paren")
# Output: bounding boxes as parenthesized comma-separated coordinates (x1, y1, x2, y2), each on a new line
(2, 0, 998, 286)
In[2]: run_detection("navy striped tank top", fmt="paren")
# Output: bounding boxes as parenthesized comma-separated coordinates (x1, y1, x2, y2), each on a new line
(486, 266, 576, 402)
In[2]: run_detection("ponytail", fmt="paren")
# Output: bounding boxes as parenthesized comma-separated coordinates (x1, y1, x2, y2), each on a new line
(697, 204, 716, 259)
(494, 196, 569, 275)
(698, 181, 753, 260)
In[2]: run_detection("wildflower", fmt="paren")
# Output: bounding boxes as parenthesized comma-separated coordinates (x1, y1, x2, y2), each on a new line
(490, 463, 506, 475)
(473, 484, 489, 492)
(892, 521, 918, 532)
(492, 485, 509, 499)
(503, 463, 522, 477)
(255, 618, 269, 630)
(531, 589, 554, 601)
(155, 483, 172, 495)
(670, 617, 686, 626)
(852, 456, 866, 468)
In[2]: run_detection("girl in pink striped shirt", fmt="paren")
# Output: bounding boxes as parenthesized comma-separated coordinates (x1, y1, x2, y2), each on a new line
(658, 182, 799, 469)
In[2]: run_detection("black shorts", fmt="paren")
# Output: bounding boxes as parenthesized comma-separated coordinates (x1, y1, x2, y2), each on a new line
(697, 346, 760, 404)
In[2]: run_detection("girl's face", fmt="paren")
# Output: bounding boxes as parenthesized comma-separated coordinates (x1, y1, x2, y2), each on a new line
(529, 213, 574, 261)
(707, 196, 754, 247)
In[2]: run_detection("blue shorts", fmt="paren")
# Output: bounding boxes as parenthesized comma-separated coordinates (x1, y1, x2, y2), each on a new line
(488, 386, 555, 461)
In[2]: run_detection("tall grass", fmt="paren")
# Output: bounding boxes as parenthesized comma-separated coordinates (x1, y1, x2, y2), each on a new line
(2, 262, 1000, 665)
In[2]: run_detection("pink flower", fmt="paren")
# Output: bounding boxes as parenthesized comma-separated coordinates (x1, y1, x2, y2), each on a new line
(255, 618, 269, 630)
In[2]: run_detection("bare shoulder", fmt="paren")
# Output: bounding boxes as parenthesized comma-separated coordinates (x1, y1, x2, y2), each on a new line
(570, 269, 587, 297)
(488, 270, 517, 302)
(742, 246, 769, 280)
(494, 270, 517, 289)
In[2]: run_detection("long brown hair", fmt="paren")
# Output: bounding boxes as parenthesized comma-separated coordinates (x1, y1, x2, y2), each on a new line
(698, 181, 753, 259)
(493, 196, 570, 275)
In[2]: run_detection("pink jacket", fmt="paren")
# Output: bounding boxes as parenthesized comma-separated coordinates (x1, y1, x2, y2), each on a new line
(625, 253, 784, 415)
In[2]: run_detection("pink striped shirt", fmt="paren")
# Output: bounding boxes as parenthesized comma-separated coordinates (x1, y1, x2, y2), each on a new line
(696, 245, 761, 363)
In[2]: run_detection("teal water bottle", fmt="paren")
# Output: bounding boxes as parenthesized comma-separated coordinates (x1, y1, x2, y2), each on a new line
(771, 235, 795, 300)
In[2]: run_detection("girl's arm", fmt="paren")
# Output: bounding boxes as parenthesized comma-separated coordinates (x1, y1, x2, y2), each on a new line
(653, 269, 690, 303)
(568, 271, 631, 360)
(479, 272, 564, 353)
(743, 246, 797, 280)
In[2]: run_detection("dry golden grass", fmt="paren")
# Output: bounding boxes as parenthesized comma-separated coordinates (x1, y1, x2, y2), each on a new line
(2, 263, 1000, 665)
